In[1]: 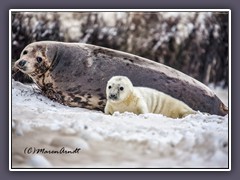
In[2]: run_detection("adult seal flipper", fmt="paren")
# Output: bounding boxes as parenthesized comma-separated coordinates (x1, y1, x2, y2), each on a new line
(14, 41, 228, 116)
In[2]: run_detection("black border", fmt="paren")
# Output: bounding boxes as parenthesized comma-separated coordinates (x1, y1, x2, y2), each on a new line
(0, 0, 239, 179)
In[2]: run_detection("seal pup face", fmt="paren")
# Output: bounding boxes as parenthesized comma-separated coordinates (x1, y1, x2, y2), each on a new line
(106, 76, 134, 103)
(14, 43, 51, 77)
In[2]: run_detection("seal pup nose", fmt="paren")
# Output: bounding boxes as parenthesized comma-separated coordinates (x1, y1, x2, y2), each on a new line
(109, 94, 117, 100)
(18, 60, 27, 67)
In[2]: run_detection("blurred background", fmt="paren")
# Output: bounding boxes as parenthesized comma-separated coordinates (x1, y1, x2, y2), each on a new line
(11, 11, 229, 88)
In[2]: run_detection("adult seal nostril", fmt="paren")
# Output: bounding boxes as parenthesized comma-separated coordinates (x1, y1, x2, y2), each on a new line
(18, 60, 26, 67)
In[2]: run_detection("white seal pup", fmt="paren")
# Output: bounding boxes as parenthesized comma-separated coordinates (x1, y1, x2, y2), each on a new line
(104, 76, 196, 118)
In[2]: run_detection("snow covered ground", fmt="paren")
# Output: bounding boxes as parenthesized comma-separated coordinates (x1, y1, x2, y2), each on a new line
(11, 80, 229, 169)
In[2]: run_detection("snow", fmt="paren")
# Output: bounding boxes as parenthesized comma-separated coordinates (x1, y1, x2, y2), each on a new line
(11, 80, 229, 169)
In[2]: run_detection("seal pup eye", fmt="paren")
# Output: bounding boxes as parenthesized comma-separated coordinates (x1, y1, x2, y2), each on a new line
(23, 50, 28, 55)
(36, 57, 42, 63)
(108, 86, 112, 89)
(119, 87, 124, 91)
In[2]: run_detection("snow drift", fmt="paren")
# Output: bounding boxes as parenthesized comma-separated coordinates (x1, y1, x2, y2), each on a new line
(11, 80, 229, 169)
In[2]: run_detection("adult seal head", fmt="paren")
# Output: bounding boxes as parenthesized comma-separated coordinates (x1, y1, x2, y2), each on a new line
(14, 41, 228, 116)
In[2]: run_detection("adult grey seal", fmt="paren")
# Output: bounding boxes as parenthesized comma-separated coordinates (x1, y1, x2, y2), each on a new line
(105, 76, 196, 118)
(14, 41, 228, 116)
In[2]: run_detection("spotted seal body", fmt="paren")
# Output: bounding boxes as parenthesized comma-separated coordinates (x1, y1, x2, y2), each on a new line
(14, 41, 228, 115)
(105, 76, 196, 118)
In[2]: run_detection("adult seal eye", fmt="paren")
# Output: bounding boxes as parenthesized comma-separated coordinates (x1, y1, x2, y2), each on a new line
(120, 87, 124, 91)
(23, 50, 28, 55)
(108, 86, 112, 89)
(36, 57, 42, 63)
